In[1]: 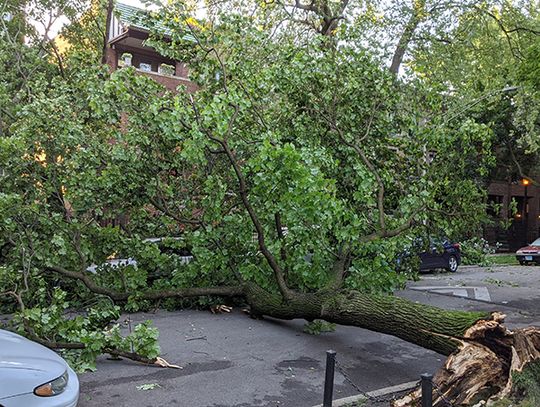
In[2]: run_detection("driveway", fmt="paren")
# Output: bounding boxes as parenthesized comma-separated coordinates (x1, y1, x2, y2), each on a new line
(399, 264, 540, 328)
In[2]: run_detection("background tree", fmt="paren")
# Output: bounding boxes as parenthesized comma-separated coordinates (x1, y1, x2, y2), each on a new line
(407, 0, 540, 184)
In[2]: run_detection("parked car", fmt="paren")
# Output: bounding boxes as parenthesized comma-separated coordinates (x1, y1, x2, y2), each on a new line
(86, 237, 193, 276)
(418, 239, 461, 272)
(85, 257, 137, 273)
(516, 237, 540, 265)
(0, 329, 79, 407)
(397, 238, 461, 273)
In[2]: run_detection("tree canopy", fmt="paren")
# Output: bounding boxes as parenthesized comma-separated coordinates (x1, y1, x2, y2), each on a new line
(1, 0, 539, 404)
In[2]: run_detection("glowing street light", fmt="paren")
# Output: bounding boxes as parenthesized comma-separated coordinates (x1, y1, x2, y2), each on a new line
(522, 178, 530, 244)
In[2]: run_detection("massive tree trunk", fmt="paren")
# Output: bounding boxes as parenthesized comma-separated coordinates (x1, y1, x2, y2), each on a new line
(244, 284, 486, 355)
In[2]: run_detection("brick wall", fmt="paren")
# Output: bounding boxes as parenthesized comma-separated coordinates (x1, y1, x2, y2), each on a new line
(106, 46, 198, 93)
(486, 181, 540, 250)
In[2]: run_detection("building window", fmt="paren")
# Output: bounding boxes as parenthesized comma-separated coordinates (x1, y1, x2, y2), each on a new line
(139, 62, 152, 72)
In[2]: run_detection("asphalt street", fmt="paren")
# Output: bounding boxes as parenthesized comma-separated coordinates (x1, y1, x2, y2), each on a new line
(78, 264, 540, 407)
(401, 264, 540, 328)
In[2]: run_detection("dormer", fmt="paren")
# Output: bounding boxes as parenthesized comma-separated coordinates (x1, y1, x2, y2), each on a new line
(105, 3, 196, 92)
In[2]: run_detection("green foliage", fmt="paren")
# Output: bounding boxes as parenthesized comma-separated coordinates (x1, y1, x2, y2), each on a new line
(345, 240, 413, 294)
(303, 320, 336, 335)
(409, 1, 540, 168)
(460, 237, 495, 266)
(136, 383, 161, 391)
(6, 289, 160, 372)
(519, 39, 540, 92)
(483, 278, 519, 288)
(513, 360, 540, 404)
(492, 361, 540, 407)
(488, 254, 519, 266)
(491, 398, 535, 407)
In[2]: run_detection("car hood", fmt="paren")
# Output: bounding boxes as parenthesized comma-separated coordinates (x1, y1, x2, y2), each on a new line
(0, 330, 68, 399)
(517, 245, 540, 253)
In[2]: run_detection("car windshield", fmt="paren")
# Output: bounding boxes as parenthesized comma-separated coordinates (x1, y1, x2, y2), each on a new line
(530, 238, 540, 247)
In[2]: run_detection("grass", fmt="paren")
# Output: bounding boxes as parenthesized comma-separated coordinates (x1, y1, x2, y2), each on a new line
(487, 254, 520, 266)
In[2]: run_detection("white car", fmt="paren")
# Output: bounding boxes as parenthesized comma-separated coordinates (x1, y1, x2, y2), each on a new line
(86, 237, 193, 274)
(0, 329, 79, 407)
(85, 257, 138, 273)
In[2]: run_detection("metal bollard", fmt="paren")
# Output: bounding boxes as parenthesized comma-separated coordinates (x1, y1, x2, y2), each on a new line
(420, 373, 433, 407)
(323, 350, 336, 407)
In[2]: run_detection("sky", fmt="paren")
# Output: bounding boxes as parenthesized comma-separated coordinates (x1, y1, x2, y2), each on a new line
(33, 0, 164, 39)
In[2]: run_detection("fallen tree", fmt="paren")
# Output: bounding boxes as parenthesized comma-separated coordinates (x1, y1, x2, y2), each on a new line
(1, 1, 539, 405)
(44, 264, 540, 405)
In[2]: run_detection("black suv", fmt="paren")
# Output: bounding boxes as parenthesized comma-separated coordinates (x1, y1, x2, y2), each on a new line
(397, 238, 461, 273)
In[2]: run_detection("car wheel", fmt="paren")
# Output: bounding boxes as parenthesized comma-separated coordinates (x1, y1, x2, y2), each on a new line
(519, 261, 526, 265)
(446, 255, 458, 272)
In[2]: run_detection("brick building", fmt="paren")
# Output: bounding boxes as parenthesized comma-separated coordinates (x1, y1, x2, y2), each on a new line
(485, 179, 540, 251)
(105, 2, 197, 93)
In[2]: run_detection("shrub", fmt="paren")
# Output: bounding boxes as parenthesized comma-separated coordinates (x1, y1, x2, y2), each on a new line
(460, 237, 495, 266)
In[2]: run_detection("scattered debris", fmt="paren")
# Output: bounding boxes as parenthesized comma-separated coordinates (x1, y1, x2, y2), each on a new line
(186, 336, 207, 342)
(136, 383, 161, 391)
(154, 357, 182, 369)
(210, 304, 232, 313)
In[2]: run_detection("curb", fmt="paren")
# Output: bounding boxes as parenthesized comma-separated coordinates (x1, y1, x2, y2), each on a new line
(311, 380, 418, 407)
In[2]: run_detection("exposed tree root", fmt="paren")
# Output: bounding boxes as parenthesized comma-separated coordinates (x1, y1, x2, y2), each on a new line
(393, 315, 540, 407)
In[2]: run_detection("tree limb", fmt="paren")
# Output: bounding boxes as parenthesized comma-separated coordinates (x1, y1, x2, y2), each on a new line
(358, 211, 418, 243)
(21, 330, 173, 366)
(46, 265, 243, 301)
(274, 212, 288, 275)
(389, 1, 426, 75)
(189, 99, 294, 301)
(102, 0, 114, 64)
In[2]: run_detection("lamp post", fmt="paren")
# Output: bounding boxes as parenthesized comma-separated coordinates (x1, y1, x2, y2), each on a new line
(523, 178, 530, 244)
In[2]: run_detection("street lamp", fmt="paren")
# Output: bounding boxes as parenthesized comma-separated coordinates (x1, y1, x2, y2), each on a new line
(522, 178, 530, 244)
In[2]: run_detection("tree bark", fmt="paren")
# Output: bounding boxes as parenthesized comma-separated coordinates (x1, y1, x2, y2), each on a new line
(394, 320, 540, 406)
(389, 1, 426, 75)
(101, 0, 114, 65)
(244, 283, 487, 355)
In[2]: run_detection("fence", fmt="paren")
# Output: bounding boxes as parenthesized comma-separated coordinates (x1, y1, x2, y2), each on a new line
(322, 350, 453, 407)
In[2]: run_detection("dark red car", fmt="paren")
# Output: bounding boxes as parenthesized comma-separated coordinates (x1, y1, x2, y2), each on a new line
(516, 237, 540, 265)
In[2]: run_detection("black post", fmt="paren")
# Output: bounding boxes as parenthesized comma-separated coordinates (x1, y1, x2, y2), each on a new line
(420, 373, 433, 407)
(323, 350, 336, 407)
(524, 184, 529, 244)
